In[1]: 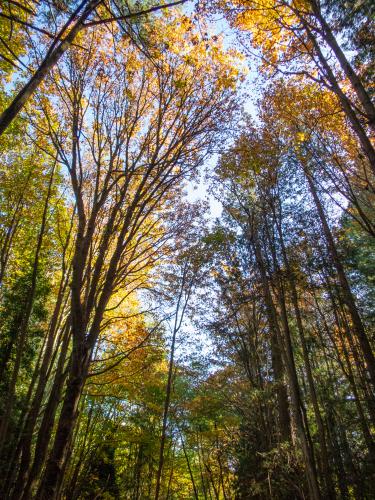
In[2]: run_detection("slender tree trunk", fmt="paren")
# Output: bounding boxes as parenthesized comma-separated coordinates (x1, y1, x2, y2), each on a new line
(310, 0, 375, 128)
(36, 341, 91, 500)
(304, 168, 375, 391)
(277, 279, 321, 500)
(155, 260, 194, 499)
(0, 0, 100, 136)
(155, 317, 179, 500)
(22, 326, 71, 499)
(11, 280, 69, 499)
(251, 232, 291, 443)
(62, 401, 93, 500)
(303, 24, 375, 173)
(179, 428, 199, 500)
(0, 163, 55, 452)
(276, 218, 335, 497)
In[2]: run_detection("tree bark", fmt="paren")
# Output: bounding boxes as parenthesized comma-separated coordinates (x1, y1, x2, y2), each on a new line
(276, 219, 335, 498)
(303, 23, 375, 173)
(310, 0, 375, 128)
(250, 231, 292, 443)
(22, 325, 71, 499)
(0, 0, 101, 136)
(0, 163, 55, 453)
(304, 168, 375, 391)
(36, 342, 91, 500)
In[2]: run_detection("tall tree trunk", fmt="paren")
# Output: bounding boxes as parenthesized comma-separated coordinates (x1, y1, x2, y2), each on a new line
(0, 163, 55, 453)
(36, 341, 91, 500)
(155, 276, 187, 499)
(264, 223, 321, 500)
(250, 231, 292, 443)
(155, 334, 176, 500)
(179, 428, 199, 500)
(246, 207, 322, 498)
(22, 326, 71, 499)
(0, 0, 100, 136)
(302, 24, 375, 173)
(310, 0, 375, 128)
(304, 168, 375, 390)
(275, 217, 335, 497)
(11, 269, 70, 499)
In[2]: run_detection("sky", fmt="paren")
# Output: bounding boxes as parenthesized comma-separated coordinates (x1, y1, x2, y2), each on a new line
(185, 171, 223, 218)
(181, 4, 261, 221)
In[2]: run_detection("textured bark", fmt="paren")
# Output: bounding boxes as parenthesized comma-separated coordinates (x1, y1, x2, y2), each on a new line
(21, 326, 71, 499)
(275, 217, 335, 498)
(263, 221, 321, 500)
(36, 343, 91, 500)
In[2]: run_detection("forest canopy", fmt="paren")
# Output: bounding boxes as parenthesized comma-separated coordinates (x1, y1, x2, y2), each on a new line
(0, 0, 374, 498)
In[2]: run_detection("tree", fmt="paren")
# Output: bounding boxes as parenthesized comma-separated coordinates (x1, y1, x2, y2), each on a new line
(1, 10, 240, 499)
(0, 0, 187, 135)
(211, 0, 375, 172)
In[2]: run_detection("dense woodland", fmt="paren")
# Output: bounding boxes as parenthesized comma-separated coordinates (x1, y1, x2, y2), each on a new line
(0, 0, 374, 498)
